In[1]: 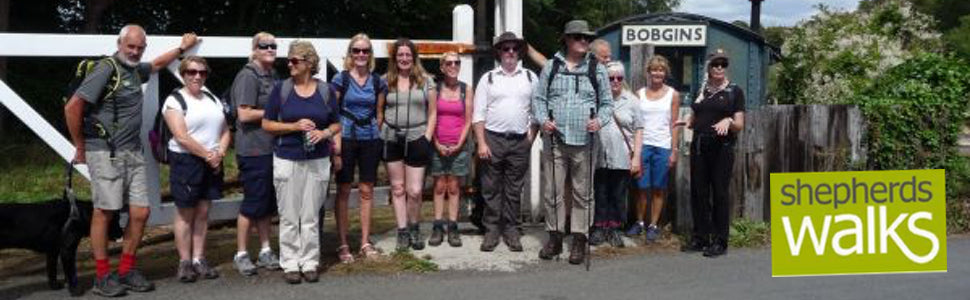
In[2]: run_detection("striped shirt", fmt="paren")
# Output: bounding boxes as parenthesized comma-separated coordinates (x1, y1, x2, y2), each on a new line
(532, 52, 614, 146)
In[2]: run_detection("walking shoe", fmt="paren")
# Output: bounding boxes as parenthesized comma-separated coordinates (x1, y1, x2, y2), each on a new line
(429, 220, 445, 246)
(193, 259, 220, 279)
(681, 237, 709, 253)
(538, 231, 563, 260)
(396, 228, 412, 252)
(233, 253, 258, 276)
(480, 231, 500, 252)
(118, 269, 154, 292)
(410, 223, 425, 250)
(177, 260, 198, 283)
(283, 271, 302, 284)
(446, 221, 462, 247)
(704, 239, 728, 257)
(256, 250, 281, 270)
(645, 224, 661, 242)
(91, 272, 127, 297)
(588, 227, 607, 246)
(568, 233, 588, 265)
(503, 230, 523, 252)
(302, 270, 319, 283)
(608, 230, 626, 248)
(625, 222, 645, 236)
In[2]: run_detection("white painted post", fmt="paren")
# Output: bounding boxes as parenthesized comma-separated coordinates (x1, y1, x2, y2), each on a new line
(142, 73, 163, 213)
(454, 4, 474, 85)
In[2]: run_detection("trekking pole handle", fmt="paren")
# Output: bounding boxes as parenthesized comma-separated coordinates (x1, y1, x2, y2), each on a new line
(589, 108, 595, 120)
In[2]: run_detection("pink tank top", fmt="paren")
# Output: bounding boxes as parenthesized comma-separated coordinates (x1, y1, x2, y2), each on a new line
(435, 96, 465, 145)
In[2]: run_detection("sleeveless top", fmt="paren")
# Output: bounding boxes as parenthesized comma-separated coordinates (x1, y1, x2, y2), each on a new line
(639, 86, 673, 149)
(434, 92, 465, 146)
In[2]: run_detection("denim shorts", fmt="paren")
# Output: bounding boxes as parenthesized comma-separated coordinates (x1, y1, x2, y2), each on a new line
(636, 145, 671, 190)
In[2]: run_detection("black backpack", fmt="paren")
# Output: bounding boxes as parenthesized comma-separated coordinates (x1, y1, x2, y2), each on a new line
(334, 71, 382, 139)
(547, 56, 601, 106)
(220, 65, 264, 133)
(435, 80, 468, 106)
(148, 88, 222, 164)
(63, 56, 122, 157)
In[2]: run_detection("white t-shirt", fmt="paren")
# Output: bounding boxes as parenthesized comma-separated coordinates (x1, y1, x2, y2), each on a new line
(162, 89, 226, 154)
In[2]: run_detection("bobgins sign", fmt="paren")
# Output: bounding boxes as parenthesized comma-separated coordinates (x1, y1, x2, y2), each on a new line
(621, 25, 707, 46)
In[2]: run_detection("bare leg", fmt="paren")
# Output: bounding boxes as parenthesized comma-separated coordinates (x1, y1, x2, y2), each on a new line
(191, 200, 211, 259)
(446, 176, 461, 222)
(336, 183, 352, 247)
(432, 176, 447, 221)
(90, 209, 115, 260)
(405, 166, 427, 224)
(174, 207, 195, 261)
(649, 189, 664, 226)
(236, 215, 252, 252)
(122, 206, 151, 256)
(359, 182, 375, 245)
(387, 161, 407, 229)
(636, 188, 649, 223)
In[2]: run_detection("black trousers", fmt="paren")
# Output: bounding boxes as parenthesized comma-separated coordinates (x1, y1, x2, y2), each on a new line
(593, 168, 629, 229)
(689, 133, 735, 246)
(481, 131, 532, 235)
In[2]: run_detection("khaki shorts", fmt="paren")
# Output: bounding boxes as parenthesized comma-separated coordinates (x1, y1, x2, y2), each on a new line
(87, 150, 150, 210)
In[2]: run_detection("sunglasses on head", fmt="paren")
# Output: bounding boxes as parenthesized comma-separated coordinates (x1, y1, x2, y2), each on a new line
(256, 42, 277, 50)
(609, 75, 624, 82)
(351, 47, 371, 55)
(183, 69, 208, 77)
(444, 60, 461, 67)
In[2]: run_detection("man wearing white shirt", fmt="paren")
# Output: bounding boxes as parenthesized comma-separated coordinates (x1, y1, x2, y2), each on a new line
(473, 32, 538, 252)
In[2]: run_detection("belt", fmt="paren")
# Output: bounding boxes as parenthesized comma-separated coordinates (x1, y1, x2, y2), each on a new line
(487, 129, 526, 140)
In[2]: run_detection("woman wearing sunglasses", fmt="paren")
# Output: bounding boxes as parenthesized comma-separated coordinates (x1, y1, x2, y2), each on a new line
(381, 38, 437, 252)
(332, 33, 388, 263)
(230, 31, 282, 277)
(627, 55, 681, 243)
(589, 61, 643, 248)
(163, 56, 230, 282)
(262, 40, 340, 284)
(683, 49, 745, 258)
(429, 51, 473, 247)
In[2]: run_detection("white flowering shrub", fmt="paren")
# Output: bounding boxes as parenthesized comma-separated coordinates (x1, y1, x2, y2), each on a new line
(776, 0, 942, 104)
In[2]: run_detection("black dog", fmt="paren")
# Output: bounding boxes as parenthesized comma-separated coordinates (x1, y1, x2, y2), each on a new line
(0, 199, 123, 296)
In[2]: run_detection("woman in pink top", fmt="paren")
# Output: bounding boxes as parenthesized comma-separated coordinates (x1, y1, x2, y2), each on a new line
(429, 52, 474, 247)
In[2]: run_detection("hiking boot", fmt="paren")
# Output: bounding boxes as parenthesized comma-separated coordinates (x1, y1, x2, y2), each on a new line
(428, 220, 445, 247)
(447, 221, 462, 247)
(396, 228, 412, 252)
(681, 236, 709, 253)
(118, 269, 155, 292)
(177, 260, 198, 283)
(608, 230, 625, 248)
(645, 224, 661, 242)
(625, 222, 645, 236)
(588, 227, 607, 246)
(283, 271, 302, 284)
(234, 253, 258, 276)
(410, 223, 425, 250)
(91, 272, 127, 297)
(568, 233, 588, 265)
(256, 250, 281, 270)
(704, 238, 728, 258)
(480, 231, 500, 252)
(538, 231, 563, 260)
(503, 229, 523, 252)
(302, 270, 319, 283)
(193, 259, 219, 279)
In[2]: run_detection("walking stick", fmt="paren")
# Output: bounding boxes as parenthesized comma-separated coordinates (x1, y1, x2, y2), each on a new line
(547, 109, 560, 260)
(587, 107, 595, 271)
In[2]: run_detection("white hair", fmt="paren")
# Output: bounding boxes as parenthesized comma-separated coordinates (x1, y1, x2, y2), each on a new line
(606, 61, 625, 75)
(117, 24, 145, 42)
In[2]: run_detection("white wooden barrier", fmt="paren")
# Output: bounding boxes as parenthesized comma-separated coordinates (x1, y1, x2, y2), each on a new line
(0, 5, 475, 225)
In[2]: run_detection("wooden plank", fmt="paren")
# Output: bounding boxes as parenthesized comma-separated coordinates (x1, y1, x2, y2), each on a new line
(383, 42, 478, 55)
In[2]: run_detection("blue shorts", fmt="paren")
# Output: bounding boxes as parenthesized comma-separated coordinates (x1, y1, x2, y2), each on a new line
(636, 145, 671, 190)
(169, 151, 223, 208)
(237, 155, 277, 218)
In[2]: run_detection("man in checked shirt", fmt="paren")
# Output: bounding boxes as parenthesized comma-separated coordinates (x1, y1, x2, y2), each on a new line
(533, 20, 613, 265)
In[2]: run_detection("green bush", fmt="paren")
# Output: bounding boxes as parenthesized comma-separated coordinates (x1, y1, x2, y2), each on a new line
(852, 52, 970, 232)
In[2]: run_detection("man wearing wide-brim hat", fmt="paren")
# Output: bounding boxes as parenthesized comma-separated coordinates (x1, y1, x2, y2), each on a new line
(533, 19, 614, 265)
(472, 31, 538, 253)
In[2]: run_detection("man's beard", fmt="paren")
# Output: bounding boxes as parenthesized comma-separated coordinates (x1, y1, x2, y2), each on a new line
(118, 56, 139, 67)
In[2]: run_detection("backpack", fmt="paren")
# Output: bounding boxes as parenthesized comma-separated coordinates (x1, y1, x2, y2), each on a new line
(148, 88, 222, 164)
(63, 56, 122, 158)
(486, 69, 533, 84)
(435, 80, 468, 106)
(547, 56, 601, 106)
(221, 64, 265, 133)
(334, 70, 382, 139)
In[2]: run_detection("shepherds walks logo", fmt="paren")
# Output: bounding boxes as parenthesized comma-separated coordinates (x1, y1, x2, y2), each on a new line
(770, 169, 947, 276)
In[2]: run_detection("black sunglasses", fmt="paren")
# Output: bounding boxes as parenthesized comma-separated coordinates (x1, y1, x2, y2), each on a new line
(500, 46, 520, 53)
(183, 69, 208, 77)
(256, 43, 277, 50)
(609, 75, 624, 82)
(444, 60, 461, 66)
(288, 57, 306, 66)
(351, 47, 372, 54)
(568, 34, 595, 43)
(711, 61, 729, 68)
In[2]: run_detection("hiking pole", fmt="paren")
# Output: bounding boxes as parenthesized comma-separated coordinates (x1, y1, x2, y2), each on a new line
(587, 107, 595, 271)
(547, 109, 560, 261)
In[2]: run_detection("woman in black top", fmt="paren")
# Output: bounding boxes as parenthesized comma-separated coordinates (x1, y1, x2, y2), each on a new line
(683, 49, 745, 258)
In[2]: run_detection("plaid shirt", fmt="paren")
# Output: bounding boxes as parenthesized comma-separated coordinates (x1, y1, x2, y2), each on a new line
(532, 51, 613, 146)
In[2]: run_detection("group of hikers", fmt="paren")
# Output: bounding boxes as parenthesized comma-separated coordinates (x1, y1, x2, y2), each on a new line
(63, 18, 745, 297)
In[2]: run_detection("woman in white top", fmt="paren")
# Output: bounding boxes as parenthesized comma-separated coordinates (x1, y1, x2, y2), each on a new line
(162, 56, 231, 282)
(627, 55, 681, 242)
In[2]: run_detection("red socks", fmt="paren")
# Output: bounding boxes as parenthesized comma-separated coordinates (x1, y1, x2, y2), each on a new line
(118, 253, 135, 275)
(95, 259, 110, 279)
